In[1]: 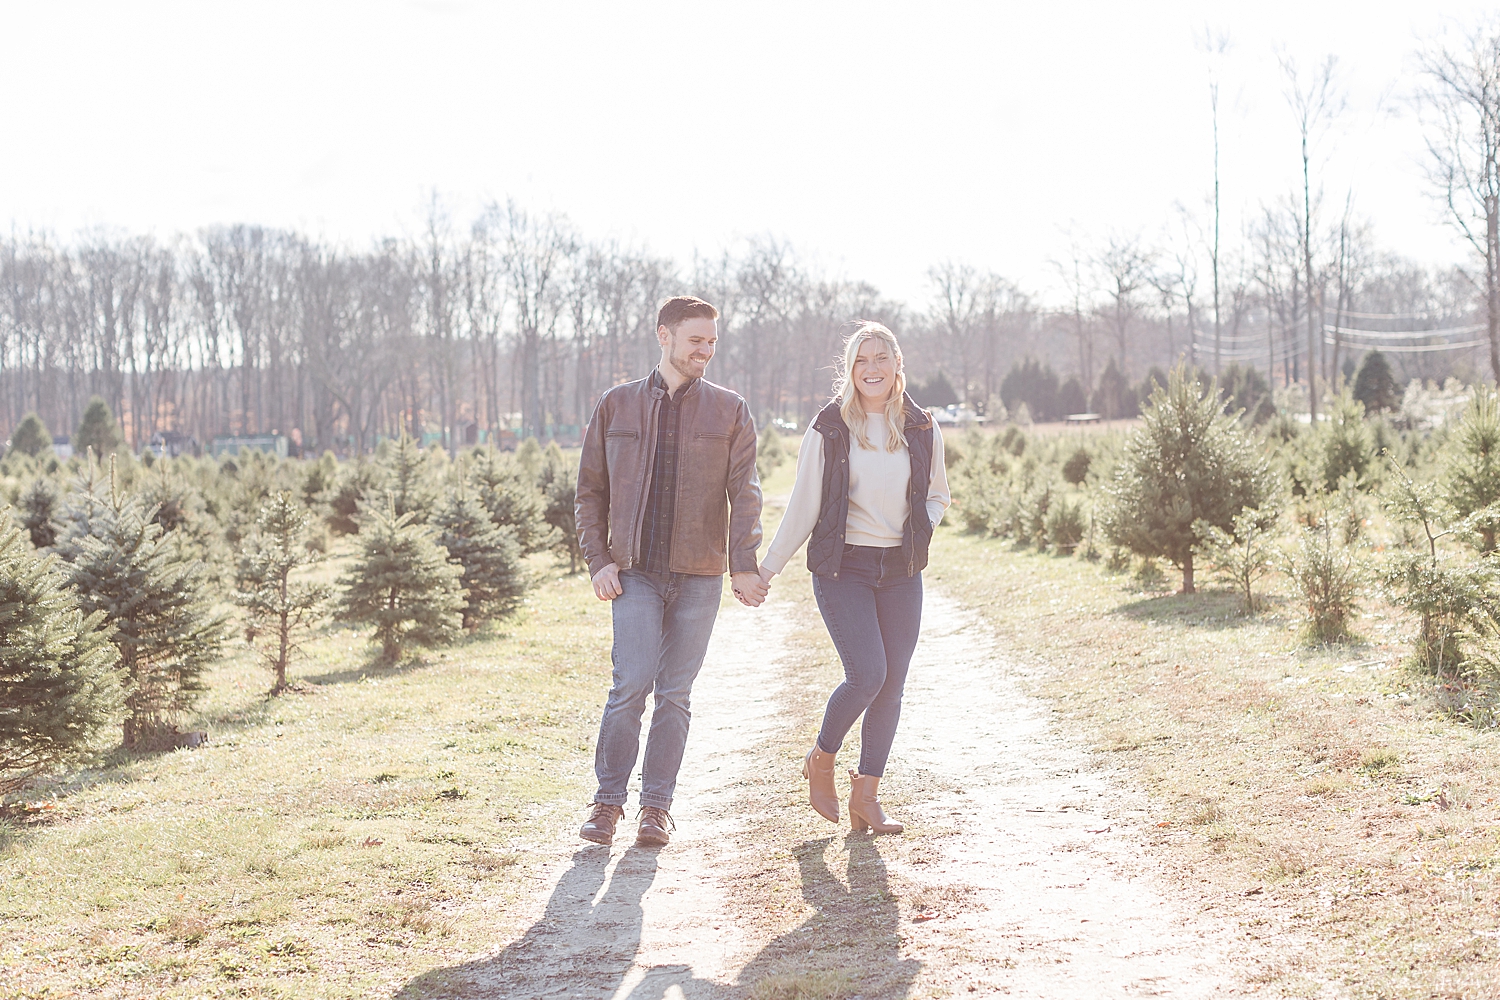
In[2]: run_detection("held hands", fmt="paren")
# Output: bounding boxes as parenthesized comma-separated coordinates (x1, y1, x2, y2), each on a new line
(731, 570, 769, 608)
(591, 563, 623, 601)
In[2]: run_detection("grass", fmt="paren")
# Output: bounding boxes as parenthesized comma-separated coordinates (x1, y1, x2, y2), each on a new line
(0, 549, 612, 999)
(929, 527, 1500, 999)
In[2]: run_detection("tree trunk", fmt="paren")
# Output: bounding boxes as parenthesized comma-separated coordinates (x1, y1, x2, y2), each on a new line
(1181, 551, 1195, 594)
(1489, 194, 1500, 384)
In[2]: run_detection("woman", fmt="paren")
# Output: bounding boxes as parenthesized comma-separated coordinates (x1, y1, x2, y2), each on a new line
(759, 322, 950, 834)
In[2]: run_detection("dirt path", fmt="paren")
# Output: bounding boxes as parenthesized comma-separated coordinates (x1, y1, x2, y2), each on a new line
(889, 590, 1247, 996)
(418, 584, 1262, 999)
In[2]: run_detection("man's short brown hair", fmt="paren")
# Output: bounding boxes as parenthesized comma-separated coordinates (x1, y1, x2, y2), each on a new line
(657, 295, 719, 332)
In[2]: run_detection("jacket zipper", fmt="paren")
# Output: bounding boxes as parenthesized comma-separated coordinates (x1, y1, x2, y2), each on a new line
(626, 390, 661, 568)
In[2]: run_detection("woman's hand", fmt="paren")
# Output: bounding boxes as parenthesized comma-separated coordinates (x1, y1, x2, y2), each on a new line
(758, 565, 777, 589)
(731, 571, 768, 607)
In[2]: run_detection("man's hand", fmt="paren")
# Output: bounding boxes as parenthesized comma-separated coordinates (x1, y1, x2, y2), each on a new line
(592, 563, 623, 601)
(731, 570, 768, 607)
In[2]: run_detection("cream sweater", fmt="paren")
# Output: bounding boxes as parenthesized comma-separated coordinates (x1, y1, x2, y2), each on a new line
(762, 413, 951, 575)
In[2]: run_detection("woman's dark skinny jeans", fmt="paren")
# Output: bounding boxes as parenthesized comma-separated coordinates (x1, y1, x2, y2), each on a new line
(812, 544, 923, 778)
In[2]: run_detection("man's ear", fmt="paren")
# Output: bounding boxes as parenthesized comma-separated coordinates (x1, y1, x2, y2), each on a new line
(656, 324, 671, 347)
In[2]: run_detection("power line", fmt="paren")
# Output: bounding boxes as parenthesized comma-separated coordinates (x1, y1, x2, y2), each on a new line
(1322, 335, 1487, 353)
(1323, 323, 1485, 341)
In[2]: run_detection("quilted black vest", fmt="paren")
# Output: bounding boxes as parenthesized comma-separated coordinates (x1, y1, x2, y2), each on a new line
(806, 393, 934, 580)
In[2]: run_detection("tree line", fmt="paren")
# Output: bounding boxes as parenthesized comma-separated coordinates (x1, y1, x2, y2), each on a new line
(7, 24, 1500, 450)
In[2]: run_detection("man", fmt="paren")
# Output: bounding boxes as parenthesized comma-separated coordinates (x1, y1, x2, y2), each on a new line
(574, 294, 767, 848)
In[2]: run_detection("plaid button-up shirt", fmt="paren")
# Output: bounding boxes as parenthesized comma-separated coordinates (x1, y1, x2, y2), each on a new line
(638, 369, 696, 574)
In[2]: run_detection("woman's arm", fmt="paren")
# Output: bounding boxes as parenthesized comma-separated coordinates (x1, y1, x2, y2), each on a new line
(759, 426, 825, 575)
(926, 423, 952, 529)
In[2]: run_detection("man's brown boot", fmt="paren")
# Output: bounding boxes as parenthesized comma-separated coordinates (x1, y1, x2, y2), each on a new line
(636, 806, 674, 847)
(580, 802, 624, 845)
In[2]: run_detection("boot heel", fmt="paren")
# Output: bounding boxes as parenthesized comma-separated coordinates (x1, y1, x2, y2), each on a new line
(849, 806, 871, 834)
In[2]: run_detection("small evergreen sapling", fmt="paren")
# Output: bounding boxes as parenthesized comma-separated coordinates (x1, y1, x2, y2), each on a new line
(235, 493, 330, 692)
(19, 477, 60, 549)
(63, 471, 228, 744)
(1195, 508, 1279, 612)
(338, 500, 465, 660)
(1101, 366, 1278, 593)
(1382, 460, 1496, 676)
(1444, 385, 1500, 552)
(466, 446, 549, 553)
(538, 442, 582, 571)
(756, 426, 787, 483)
(1351, 350, 1400, 413)
(9, 412, 52, 457)
(74, 397, 124, 457)
(432, 487, 525, 628)
(0, 512, 122, 793)
(1284, 511, 1365, 642)
(380, 432, 437, 521)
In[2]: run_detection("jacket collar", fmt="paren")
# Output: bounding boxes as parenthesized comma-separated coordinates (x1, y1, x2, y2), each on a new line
(649, 367, 700, 401)
(814, 392, 931, 435)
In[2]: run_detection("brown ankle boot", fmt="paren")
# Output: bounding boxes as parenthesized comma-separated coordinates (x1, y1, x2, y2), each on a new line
(579, 802, 624, 845)
(803, 745, 839, 822)
(636, 806, 674, 847)
(848, 771, 903, 834)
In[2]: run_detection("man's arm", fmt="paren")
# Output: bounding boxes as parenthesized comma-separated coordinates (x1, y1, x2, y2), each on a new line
(575, 393, 614, 580)
(725, 398, 763, 576)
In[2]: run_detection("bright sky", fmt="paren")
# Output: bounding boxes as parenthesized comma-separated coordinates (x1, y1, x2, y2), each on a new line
(2, 0, 1496, 308)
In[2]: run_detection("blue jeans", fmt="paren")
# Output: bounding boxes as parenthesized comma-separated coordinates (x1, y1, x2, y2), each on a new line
(593, 569, 722, 810)
(812, 545, 923, 777)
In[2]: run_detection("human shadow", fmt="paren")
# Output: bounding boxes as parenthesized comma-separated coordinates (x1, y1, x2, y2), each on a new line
(396, 844, 716, 999)
(736, 835, 920, 999)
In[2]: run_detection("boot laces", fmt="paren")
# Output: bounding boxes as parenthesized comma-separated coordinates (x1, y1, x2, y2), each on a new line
(638, 806, 675, 832)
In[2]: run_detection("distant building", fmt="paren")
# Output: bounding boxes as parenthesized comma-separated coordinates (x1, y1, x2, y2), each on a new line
(148, 431, 199, 458)
(52, 435, 74, 460)
(211, 434, 288, 459)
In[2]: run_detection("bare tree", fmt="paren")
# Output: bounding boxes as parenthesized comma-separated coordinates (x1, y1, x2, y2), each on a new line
(1281, 52, 1345, 419)
(1420, 21, 1500, 383)
(1199, 27, 1233, 375)
(1095, 235, 1155, 375)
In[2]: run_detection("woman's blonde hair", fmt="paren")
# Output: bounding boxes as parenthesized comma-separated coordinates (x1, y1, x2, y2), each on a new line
(834, 321, 908, 452)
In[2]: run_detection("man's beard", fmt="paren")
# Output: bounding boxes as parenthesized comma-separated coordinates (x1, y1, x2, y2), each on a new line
(670, 349, 707, 381)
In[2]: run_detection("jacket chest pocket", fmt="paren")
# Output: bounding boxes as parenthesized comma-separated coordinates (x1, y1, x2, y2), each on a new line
(687, 431, 731, 471)
(604, 428, 641, 469)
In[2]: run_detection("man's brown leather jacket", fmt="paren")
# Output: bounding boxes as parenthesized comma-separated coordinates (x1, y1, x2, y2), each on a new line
(575, 373, 762, 578)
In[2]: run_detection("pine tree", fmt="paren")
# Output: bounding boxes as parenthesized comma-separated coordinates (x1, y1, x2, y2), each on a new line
(65, 471, 228, 743)
(1445, 385, 1500, 551)
(466, 446, 550, 553)
(9, 413, 52, 458)
(538, 442, 582, 572)
(1101, 366, 1278, 593)
(235, 493, 330, 692)
(1351, 350, 1400, 413)
(432, 487, 526, 628)
(0, 511, 123, 793)
(19, 477, 60, 549)
(380, 432, 436, 521)
(327, 460, 382, 535)
(1314, 389, 1375, 490)
(74, 397, 124, 457)
(338, 499, 465, 660)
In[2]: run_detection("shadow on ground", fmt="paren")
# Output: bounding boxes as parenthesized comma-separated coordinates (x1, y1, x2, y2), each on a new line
(736, 835, 920, 1000)
(396, 845, 718, 999)
(1114, 589, 1296, 631)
